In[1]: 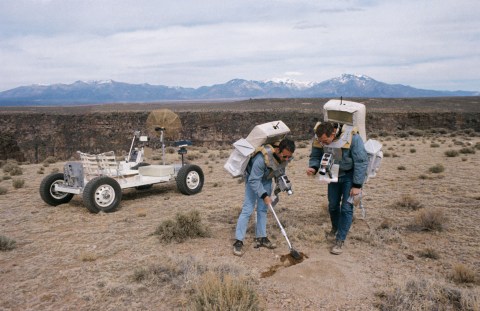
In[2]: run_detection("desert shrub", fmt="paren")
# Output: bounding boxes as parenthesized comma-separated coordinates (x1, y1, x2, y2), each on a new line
(413, 207, 447, 231)
(410, 148, 416, 153)
(50, 168, 60, 174)
(368, 133, 378, 138)
(408, 129, 425, 137)
(166, 146, 176, 154)
(397, 165, 406, 170)
(475, 142, 480, 150)
(450, 263, 477, 284)
(397, 131, 409, 138)
(154, 210, 211, 243)
(218, 151, 230, 159)
(2, 160, 18, 173)
(379, 130, 390, 137)
(199, 147, 209, 154)
(42, 162, 50, 167)
(37, 167, 45, 174)
(432, 128, 448, 134)
(0, 187, 7, 195)
(3, 161, 22, 175)
(132, 258, 186, 287)
(79, 252, 98, 262)
(396, 195, 423, 210)
(430, 143, 440, 148)
(43, 156, 57, 164)
(12, 178, 25, 189)
(459, 147, 475, 154)
(445, 149, 459, 157)
(376, 278, 479, 311)
(2, 175, 12, 181)
(0, 235, 16, 251)
(187, 152, 201, 161)
(429, 164, 445, 173)
(417, 248, 440, 260)
(190, 272, 262, 311)
(463, 128, 474, 135)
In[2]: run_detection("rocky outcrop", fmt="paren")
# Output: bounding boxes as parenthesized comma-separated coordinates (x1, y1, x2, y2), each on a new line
(1, 109, 479, 163)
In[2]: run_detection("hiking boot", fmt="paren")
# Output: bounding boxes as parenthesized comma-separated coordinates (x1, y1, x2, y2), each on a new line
(254, 237, 277, 249)
(325, 228, 337, 243)
(233, 240, 244, 256)
(330, 240, 344, 255)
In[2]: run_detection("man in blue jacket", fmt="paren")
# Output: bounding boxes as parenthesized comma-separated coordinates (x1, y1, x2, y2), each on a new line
(306, 122, 368, 255)
(233, 138, 295, 256)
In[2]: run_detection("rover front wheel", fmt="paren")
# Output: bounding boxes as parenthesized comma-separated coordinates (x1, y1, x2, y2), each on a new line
(83, 176, 122, 213)
(176, 164, 204, 195)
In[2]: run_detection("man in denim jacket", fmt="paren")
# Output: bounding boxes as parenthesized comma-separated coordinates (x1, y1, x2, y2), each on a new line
(306, 122, 367, 255)
(233, 138, 295, 256)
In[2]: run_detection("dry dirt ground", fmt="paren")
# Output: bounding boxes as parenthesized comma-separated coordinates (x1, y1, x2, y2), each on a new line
(1, 133, 479, 310)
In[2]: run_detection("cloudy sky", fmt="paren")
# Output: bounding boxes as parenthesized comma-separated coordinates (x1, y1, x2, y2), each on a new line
(1, 0, 479, 92)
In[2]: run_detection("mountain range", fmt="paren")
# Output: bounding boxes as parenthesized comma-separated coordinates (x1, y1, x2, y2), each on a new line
(0, 74, 478, 106)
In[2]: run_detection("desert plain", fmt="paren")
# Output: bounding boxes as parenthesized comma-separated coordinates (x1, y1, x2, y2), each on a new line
(1, 99, 480, 310)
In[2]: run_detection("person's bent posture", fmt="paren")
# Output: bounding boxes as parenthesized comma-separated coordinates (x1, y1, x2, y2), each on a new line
(233, 138, 295, 256)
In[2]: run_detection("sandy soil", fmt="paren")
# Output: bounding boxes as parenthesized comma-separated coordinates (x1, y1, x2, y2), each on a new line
(1, 133, 479, 310)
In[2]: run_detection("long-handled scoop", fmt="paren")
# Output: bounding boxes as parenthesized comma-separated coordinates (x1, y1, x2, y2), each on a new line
(268, 203, 302, 260)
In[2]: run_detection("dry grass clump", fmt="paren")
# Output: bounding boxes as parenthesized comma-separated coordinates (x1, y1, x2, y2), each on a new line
(396, 194, 423, 210)
(417, 247, 440, 260)
(450, 263, 477, 285)
(0, 186, 7, 195)
(3, 160, 23, 176)
(79, 251, 98, 262)
(413, 207, 447, 231)
(459, 147, 476, 154)
(12, 178, 25, 189)
(445, 149, 460, 157)
(43, 156, 57, 164)
(133, 258, 185, 287)
(132, 256, 259, 310)
(408, 129, 425, 137)
(429, 164, 445, 173)
(153, 210, 211, 243)
(189, 272, 263, 311)
(0, 235, 17, 251)
(376, 278, 479, 311)
(430, 143, 441, 148)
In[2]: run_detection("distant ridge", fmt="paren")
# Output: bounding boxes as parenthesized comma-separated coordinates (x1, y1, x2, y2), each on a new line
(0, 74, 478, 106)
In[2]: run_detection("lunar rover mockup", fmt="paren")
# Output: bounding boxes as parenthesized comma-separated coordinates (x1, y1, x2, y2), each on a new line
(39, 109, 204, 213)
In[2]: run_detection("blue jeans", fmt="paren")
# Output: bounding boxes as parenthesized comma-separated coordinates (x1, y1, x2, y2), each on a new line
(327, 171, 354, 241)
(235, 177, 272, 241)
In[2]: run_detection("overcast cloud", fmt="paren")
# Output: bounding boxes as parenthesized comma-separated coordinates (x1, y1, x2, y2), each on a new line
(0, 0, 479, 92)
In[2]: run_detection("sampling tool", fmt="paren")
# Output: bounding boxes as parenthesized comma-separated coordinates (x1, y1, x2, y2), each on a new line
(268, 202, 302, 260)
(268, 174, 302, 260)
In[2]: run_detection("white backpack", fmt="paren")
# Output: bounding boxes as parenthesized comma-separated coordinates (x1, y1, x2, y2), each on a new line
(224, 121, 290, 178)
(323, 99, 383, 182)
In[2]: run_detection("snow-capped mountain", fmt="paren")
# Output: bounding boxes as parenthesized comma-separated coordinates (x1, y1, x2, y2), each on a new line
(0, 74, 477, 106)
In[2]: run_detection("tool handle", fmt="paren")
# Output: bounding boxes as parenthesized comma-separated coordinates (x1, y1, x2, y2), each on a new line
(268, 203, 293, 249)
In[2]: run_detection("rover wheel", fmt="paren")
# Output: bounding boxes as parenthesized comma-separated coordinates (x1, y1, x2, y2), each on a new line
(83, 176, 122, 213)
(39, 173, 74, 206)
(176, 164, 204, 195)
